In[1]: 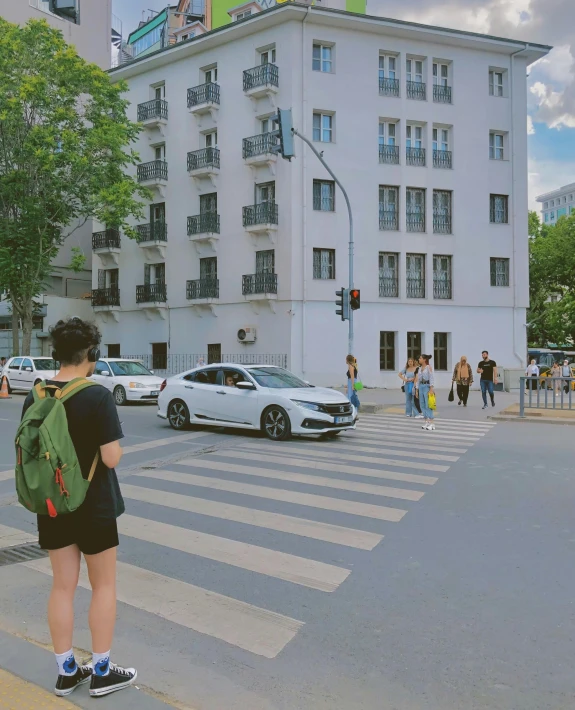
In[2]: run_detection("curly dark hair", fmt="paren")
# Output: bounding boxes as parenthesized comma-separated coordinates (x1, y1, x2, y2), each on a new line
(50, 317, 101, 366)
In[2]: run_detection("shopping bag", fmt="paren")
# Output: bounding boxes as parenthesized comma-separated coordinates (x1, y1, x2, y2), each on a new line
(428, 392, 437, 410)
(448, 384, 454, 402)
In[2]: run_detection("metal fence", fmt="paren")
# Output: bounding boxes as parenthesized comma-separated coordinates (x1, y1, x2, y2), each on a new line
(519, 376, 575, 416)
(124, 353, 288, 375)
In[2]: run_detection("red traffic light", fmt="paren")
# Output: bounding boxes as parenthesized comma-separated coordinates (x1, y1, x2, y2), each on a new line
(349, 289, 361, 310)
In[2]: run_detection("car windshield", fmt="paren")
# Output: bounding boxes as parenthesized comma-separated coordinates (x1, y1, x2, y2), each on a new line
(33, 359, 57, 371)
(109, 361, 153, 377)
(248, 367, 310, 389)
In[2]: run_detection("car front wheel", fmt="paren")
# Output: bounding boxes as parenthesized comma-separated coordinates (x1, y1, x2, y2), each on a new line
(262, 406, 291, 441)
(168, 400, 190, 431)
(114, 386, 127, 406)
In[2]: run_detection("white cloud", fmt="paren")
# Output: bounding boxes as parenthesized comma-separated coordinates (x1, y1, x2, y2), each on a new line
(527, 115, 535, 134)
(528, 157, 575, 210)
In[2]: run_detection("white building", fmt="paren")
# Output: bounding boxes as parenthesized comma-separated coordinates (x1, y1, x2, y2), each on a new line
(94, 3, 549, 386)
(536, 182, 575, 226)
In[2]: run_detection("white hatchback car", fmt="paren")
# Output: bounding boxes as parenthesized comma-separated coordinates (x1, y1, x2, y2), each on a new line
(3, 356, 58, 393)
(158, 364, 356, 440)
(91, 358, 165, 406)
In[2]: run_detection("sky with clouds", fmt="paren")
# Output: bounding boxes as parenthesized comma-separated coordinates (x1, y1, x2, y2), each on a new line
(114, 0, 575, 210)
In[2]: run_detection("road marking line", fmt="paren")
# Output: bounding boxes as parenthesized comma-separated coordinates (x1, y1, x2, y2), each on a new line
(177, 458, 425, 501)
(363, 414, 494, 428)
(357, 420, 486, 437)
(355, 424, 484, 442)
(260, 441, 459, 463)
(225, 450, 438, 485)
(0, 523, 36, 549)
(338, 434, 468, 454)
(26, 557, 303, 658)
(121, 484, 383, 550)
(0, 471, 13, 483)
(133, 469, 407, 522)
(118, 514, 350, 593)
(122, 431, 210, 454)
(240, 445, 448, 472)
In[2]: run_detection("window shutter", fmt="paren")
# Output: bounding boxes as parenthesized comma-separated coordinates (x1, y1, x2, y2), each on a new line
(98, 269, 105, 289)
(144, 263, 151, 285)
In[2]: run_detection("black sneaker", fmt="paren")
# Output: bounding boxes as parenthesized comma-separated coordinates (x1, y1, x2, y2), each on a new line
(491, 401, 495, 407)
(55, 664, 92, 697)
(89, 663, 137, 697)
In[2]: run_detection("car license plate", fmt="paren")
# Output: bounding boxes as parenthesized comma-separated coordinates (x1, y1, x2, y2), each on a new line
(335, 416, 352, 424)
(151, 390, 159, 396)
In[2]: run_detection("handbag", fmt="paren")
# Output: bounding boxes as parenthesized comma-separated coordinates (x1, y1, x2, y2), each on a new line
(401, 385, 405, 393)
(448, 383, 454, 402)
(354, 376, 364, 391)
(428, 392, 437, 410)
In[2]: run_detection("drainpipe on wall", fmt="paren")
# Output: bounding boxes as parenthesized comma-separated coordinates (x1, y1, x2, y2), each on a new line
(300, 6, 310, 377)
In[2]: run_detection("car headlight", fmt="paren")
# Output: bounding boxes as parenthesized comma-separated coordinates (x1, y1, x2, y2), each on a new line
(291, 400, 323, 412)
(129, 382, 147, 389)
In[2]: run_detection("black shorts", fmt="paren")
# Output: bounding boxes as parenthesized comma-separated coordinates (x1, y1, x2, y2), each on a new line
(38, 513, 119, 556)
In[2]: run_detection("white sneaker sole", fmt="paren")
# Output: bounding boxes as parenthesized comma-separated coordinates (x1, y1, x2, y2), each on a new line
(89, 670, 137, 697)
(54, 675, 91, 697)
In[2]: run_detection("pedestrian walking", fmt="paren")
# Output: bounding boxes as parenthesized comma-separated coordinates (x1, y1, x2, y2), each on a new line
(19, 318, 136, 698)
(399, 358, 418, 417)
(561, 359, 571, 393)
(525, 359, 540, 391)
(346, 354, 360, 410)
(550, 361, 561, 396)
(452, 355, 473, 406)
(477, 350, 498, 410)
(415, 354, 435, 430)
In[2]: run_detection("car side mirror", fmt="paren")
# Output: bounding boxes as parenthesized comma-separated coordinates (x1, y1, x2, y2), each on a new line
(24, 367, 33, 372)
(100, 371, 110, 376)
(150, 370, 154, 375)
(236, 381, 256, 391)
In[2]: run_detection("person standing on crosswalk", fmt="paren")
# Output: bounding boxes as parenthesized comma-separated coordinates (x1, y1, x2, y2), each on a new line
(415, 354, 436, 431)
(20, 318, 137, 698)
(399, 358, 418, 417)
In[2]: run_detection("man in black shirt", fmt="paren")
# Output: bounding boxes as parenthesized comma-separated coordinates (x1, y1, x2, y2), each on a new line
(21, 318, 136, 698)
(477, 350, 498, 409)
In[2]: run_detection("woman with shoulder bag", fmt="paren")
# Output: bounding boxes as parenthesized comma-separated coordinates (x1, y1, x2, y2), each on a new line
(399, 358, 418, 417)
(452, 355, 473, 407)
(415, 354, 436, 431)
(346, 354, 361, 411)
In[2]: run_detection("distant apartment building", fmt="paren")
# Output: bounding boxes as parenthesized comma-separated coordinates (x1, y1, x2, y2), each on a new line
(536, 182, 575, 225)
(95, 2, 549, 385)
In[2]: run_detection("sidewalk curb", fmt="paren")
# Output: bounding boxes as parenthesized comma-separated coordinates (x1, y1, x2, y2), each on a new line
(488, 415, 575, 425)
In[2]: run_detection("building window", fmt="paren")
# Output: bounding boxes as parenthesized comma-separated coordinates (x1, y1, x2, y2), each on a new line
(550, 211, 555, 220)
(432, 127, 452, 168)
(379, 185, 399, 230)
(379, 54, 399, 96)
(380, 332, 396, 371)
(544, 213, 549, 223)
(204, 66, 217, 83)
(256, 249, 275, 273)
(260, 47, 276, 64)
(313, 180, 335, 211)
(313, 43, 333, 72)
(132, 23, 163, 57)
(313, 112, 333, 142)
(154, 144, 166, 160)
(490, 194, 509, 223)
(313, 249, 335, 279)
(200, 192, 217, 214)
(235, 9, 252, 20)
(490, 257, 510, 287)
(406, 188, 425, 232)
(379, 121, 399, 164)
(379, 252, 399, 297)
(107, 344, 121, 357)
(543, 201, 548, 209)
(406, 57, 423, 83)
(433, 255, 452, 299)
(207, 343, 222, 364)
(433, 190, 452, 234)
(489, 132, 505, 160)
(152, 342, 168, 370)
(407, 332, 422, 362)
(406, 125, 425, 166)
(200, 256, 217, 280)
(489, 70, 504, 97)
(256, 180, 275, 204)
(432, 62, 451, 103)
(434, 333, 448, 371)
(406, 254, 425, 298)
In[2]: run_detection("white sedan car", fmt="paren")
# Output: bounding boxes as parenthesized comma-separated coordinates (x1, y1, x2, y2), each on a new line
(158, 364, 356, 440)
(91, 358, 165, 405)
(3, 356, 58, 392)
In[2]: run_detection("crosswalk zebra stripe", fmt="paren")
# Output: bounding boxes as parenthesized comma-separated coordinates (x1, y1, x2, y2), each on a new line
(132, 469, 408, 522)
(0, 523, 35, 549)
(237, 445, 449, 473)
(362, 414, 493, 428)
(176, 458, 425, 502)
(357, 419, 485, 435)
(26, 557, 303, 658)
(225, 450, 439, 486)
(354, 424, 483, 442)
(255, 441, 459, 463)
(121, 484, 384, 551)
(0, 471, 14, 483)
(122, 431, 210, 454)
(337, 433, 468, 454)
(118, 515, 350, 593)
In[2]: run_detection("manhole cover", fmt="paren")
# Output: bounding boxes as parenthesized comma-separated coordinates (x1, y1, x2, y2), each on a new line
(0, 542, 48, 568)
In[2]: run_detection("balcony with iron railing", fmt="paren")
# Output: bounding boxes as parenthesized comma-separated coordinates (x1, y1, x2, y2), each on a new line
(407, 81, 426, 100)
(379, 77, 400, 97)
(92, 229, 120, 251)
(406, 213, 425, 233)
(406, 147, 426, 166)
(406, 277, 426, 298)
(243, 202, 279, 233)
(187, 147, 220, 178)
(137, 160, 168, 185)
(187, 82, 220, 115)
(379, 145, 400, 165)
(243, 64, 279, 97)
(433, 278, 452, 299)
(136, 222, 167, 244)
(433, 84, 452, 103)
(243, 132, 278, 163)
(242, 272, 278, 296)
(187, 213, 220, 237)
(379, 209, 399, 231)
(433, 150, 452, 169)
(92, 288, 120, 308)
(379, 277, 399, 298)
(136, 283, 167, 304)
(137, 99, 168, 125)
(186, 278, 219, 300)
(433, 214, 452, 234)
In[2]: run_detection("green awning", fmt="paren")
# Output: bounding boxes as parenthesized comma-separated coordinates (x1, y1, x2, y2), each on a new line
(128, 8, 170, 45)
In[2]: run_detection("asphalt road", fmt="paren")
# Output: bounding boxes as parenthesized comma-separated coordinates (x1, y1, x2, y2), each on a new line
(0, 394, 574, 710)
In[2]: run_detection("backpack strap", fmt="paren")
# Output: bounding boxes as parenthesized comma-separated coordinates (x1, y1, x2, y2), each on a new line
(58, 378, 98, 403)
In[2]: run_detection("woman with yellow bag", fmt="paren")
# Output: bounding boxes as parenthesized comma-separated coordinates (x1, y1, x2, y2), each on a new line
(415, 354, 436, 431)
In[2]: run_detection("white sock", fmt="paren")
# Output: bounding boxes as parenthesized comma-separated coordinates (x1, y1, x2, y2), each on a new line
(55, 649, 77, 676)
(93, 650, 111, 677)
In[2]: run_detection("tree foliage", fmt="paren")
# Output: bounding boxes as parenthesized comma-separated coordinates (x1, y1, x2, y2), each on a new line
(528, 210, 575, 347)
(0, 18, 148, 353)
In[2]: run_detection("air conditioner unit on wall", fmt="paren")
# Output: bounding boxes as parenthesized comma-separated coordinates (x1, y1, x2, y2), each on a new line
(237, 326, 257, 343)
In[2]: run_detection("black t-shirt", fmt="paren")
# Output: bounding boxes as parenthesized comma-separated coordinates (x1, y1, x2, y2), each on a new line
(477, 359, 497, 382)
(22, 381, 125, 523)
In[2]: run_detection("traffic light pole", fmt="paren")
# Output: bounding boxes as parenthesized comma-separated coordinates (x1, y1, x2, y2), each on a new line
(292, 128, 354, 355)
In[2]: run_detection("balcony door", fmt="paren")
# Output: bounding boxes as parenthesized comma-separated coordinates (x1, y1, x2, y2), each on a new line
(200, 193, 217, 213)
(256, 249, 275, 274)
(200, 257, 217, 280)
(150, 202, 165, 224)
(144, 262, 165, 285)
(256, 181, 275, 204)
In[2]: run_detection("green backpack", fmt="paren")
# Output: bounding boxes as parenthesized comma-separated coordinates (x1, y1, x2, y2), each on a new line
(15, 378, 100, 517)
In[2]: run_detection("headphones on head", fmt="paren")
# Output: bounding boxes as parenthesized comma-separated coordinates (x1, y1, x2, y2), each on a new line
(52, 346, 101, 363)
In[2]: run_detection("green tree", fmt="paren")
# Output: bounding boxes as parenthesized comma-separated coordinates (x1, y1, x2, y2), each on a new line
(0, 18, 148, 354)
